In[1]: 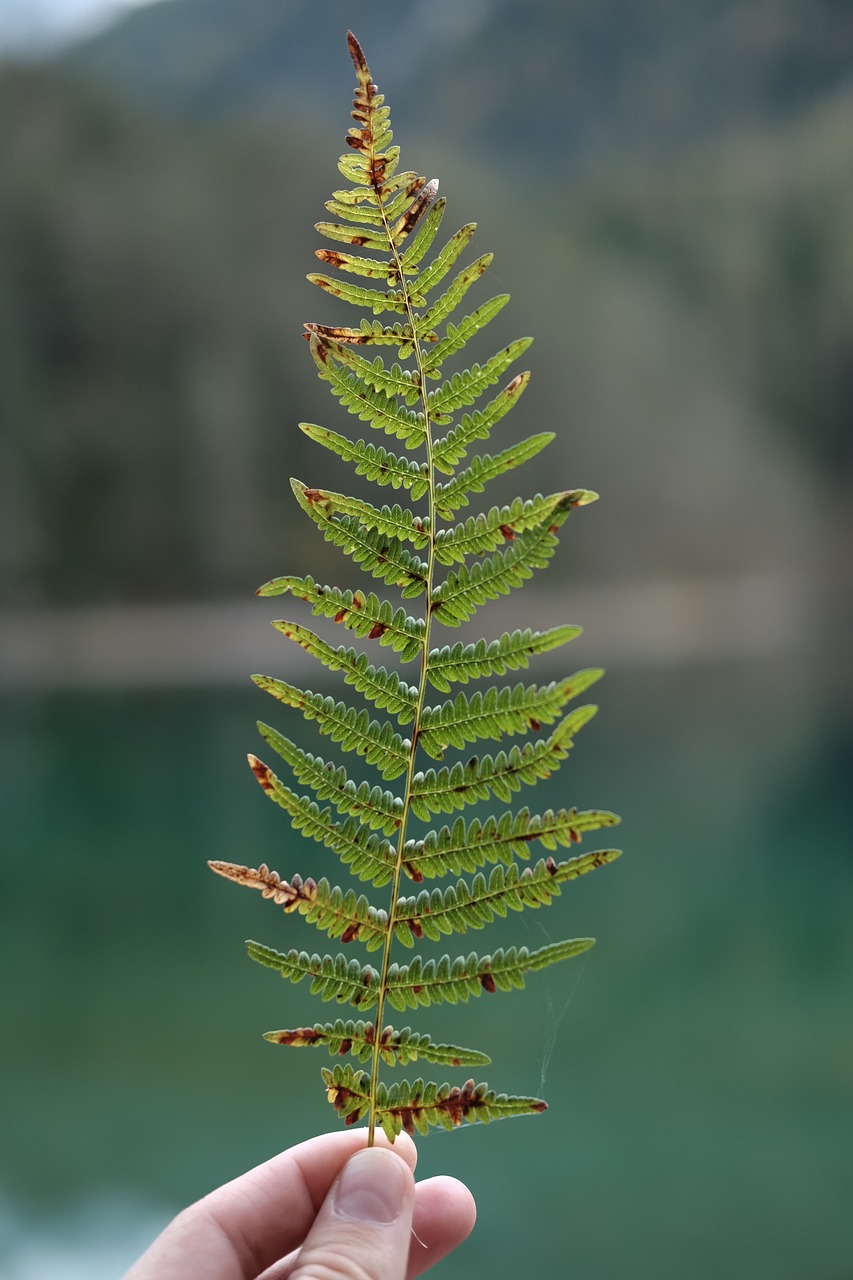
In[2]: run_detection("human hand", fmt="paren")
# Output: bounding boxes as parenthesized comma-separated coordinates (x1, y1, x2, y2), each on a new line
(123, 1128, 476, 1280)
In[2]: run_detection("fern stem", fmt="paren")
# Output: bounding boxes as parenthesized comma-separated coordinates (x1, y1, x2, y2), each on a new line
(365, 179, 438, 1147)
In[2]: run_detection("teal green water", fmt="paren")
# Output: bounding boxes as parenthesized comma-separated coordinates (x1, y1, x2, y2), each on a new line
(2, 659, 852, 1278)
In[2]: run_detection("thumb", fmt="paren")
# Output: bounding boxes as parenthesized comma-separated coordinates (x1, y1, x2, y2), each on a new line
(290, 1146, 416, 1280)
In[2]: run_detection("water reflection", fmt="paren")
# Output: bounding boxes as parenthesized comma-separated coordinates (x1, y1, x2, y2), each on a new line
(1, 658, 851, 1278)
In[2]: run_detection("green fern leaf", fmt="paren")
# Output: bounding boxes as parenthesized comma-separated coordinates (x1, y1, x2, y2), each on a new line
(433, 433, 555, 516)
(416, 254, 494, 330)
(304, 319, 435, 353)
(255, 576, 425, 661)
(255, 721, 404, 836)
(417, 670, 603, 758)
(393, 852, 621, 943)
(249, 678, 411, 780)
(313, 248, 401, 281)
(427, 626, 582, 691)
(421, 295, 511, 378)
(248, 937, 593, 1011)
(211, 32, 621, 1146)
(404, 807, 622, 879)
(268, 622, 418, 722)
(323, 1064, 546, 1137)
(431, 370, 531, 473)
(307, 273, 412, 316)
(434, 491, 584, 565)
(427, 337, 533, 421)
(411, 223, 477, 295)
(410, 707, 597, 819)
(290, 481, 428, 594)
(298, 426, 430, 499)
(241, 757, 398, 885)
(398, 196, 447, 269)
(265, 1020, 490, 1067)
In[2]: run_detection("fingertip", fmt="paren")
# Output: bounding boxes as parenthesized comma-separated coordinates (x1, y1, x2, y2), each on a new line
(423, 1174, 477, 1236)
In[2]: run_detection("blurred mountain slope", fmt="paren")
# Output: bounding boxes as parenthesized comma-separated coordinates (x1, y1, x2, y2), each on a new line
(66, 0, 853, 169)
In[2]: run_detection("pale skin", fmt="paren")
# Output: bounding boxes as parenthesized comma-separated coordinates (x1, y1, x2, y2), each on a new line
(123, 1129, 477, 1280)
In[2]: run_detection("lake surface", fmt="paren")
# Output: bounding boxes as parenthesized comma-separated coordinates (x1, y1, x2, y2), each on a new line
(1, 655, 851, 1279)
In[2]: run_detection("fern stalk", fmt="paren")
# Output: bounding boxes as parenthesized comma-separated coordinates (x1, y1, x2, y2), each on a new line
(363, 94, 440, 1148)
(210, 31, 621, 1143)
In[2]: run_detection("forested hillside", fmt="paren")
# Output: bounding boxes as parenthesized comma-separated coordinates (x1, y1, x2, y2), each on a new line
(1, 0, 850, 606)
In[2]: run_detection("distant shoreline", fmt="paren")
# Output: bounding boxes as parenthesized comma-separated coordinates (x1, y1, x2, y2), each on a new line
(0, 571, 825, 691)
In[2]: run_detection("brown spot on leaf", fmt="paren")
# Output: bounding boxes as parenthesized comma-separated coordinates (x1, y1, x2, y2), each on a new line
(393, 180, 439, 239)
(269, 1027, 324, 1048)
(545, 856, 558, 876)
(410, 920, 424, 939)
(529, 718, 541, 732)
(248, 756, 276, 793)
(569, 827, 581, 843)
(368, 622, 387, 639)
(347, 30, 369, 78)
(479, 972, 497, 994)
(316, 249, 347, 268)
(334, 609, 348, 624)
(341, 924, 361, 944)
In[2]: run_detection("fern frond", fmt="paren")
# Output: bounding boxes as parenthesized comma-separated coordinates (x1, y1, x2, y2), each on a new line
(323, 1065, 546, 1137)
(427, 627, 582, 691)
(211, 32, 621, 1146)
(298, 426, 430, 499)
(265, 1020, 490, 1067)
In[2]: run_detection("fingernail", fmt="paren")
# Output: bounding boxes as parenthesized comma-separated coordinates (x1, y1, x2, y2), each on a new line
(333, 1148, 409, 1224)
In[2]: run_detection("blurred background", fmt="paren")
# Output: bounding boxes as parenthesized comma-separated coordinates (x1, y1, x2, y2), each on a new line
(1, 1, 852, 1277)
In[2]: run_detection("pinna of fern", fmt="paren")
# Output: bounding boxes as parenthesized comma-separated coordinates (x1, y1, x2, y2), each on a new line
(209, 31, 621, 1144)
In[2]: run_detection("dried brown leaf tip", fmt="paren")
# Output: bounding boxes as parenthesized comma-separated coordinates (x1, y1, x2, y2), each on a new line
(212, 30, 620, 1145)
